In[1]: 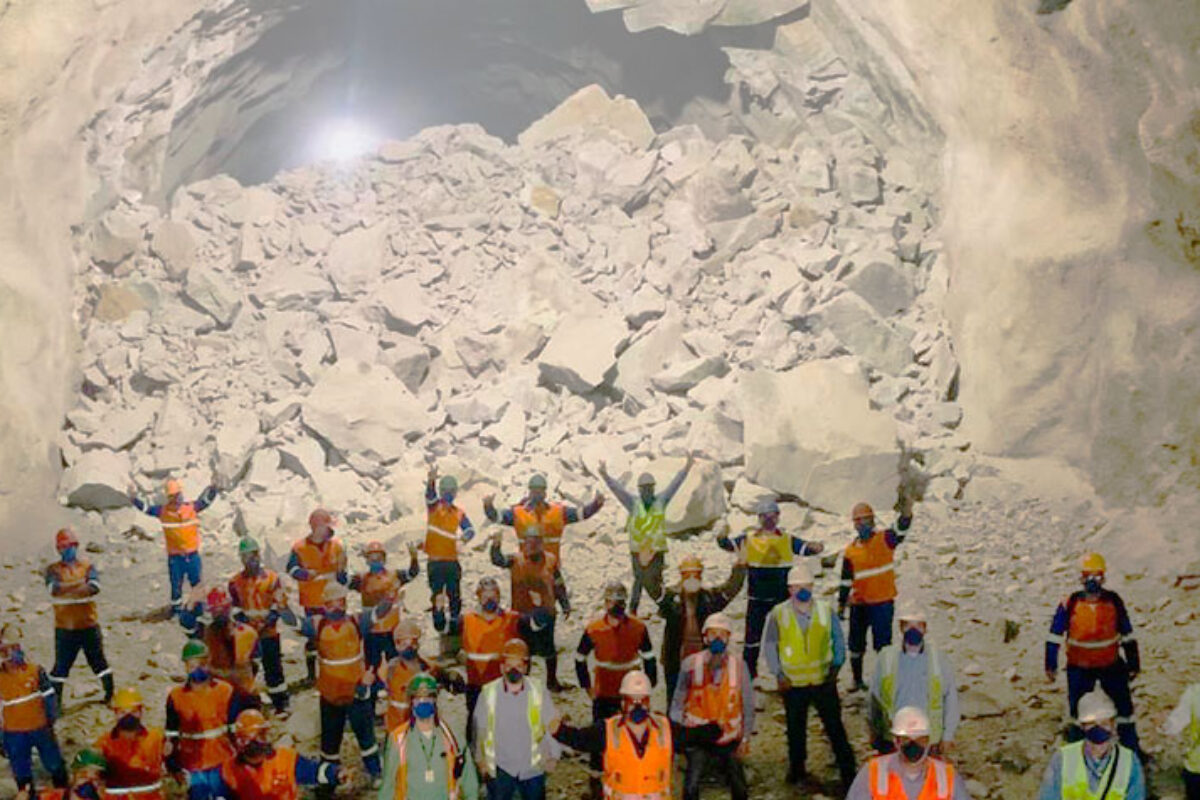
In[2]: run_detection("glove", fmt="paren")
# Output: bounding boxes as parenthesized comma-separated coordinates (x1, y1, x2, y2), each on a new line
(292, 569, 312, 582)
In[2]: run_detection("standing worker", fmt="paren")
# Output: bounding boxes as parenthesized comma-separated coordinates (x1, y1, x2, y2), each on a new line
(762, 561, 856, 790)
(164, 640, 239, 800)
(179, 587, 260, 706)
(1045, 552, 1142, 752)
(490, 528, 571, 691)
(351, 540, 420, 676)
(128, 476, 219, 615)
(869, 607, 959, 756)
(483, 473, 604, 564)
(1036, 690, 1145, 800)
(229, 538, 294, 714)
(846, 706, 970, 800)
(382, 618, 458, 734)
(717, 497, 824, 678)
(424, 465, 478, 634)
(218, 708, 345, 798)
(288, 509, 348, 684)
(0, 625, 68, 795)
(839, 494, 915, 691)
(597, 454, 694, 615)
(44, 528, 113, 705)
(1162, 680, 1200, 799)
(669, 613, 754, 800)
(378, 673, 479, 799)
(96, 687, 166, 800)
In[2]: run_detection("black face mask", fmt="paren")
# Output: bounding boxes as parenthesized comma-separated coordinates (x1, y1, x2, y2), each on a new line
(505, 668, 523, 684)
(243, 741, 272, 760)
(609, 601, 627, 618)
(1084, 577, 1102, 594)
(529, 552, 543, 562)
(900, 740, 927, 763)
(117, 714, 142, 731)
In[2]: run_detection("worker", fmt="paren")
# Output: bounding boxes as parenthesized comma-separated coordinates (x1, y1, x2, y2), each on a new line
(717, 497, 824, 678)
(838, 494, 915, 691)
(574, 581, 656, 799)
(483, 473, 604, 564)
(228, 538, 294, 713)
(551, 670, 673, 799)
(490, 527, 571, 692)
(1037, 689, 1145, 800)
(96, 687, 166, 800)
(301, 581, 382, 790)
(669, 613, 754, 800)
(179, 587, 260, 706)
(128, 476, 219, 614)
(869, 607, 959, 757)
(472, 638, 560, 800)
(1162, 681, 1200, 799)
(288, 508, 348, 683)
(0, 624, 68, 795)
(382, 618, 460, 733)
(378, 672, 480, 799)
(164, 640, 240, 800)
(846, 706, 970, 800)
(26, 748, 108, 800)
(1046, 552, 1142, 752)
(437, 577, 521, 738)
(762, 561, 856, 789)
(650, 549, 746, 702)
(217, 708, 345, 799)
(424, 465, 478, 633)
(351, 540, 420, 675)
(597, 454, 695, 614)
(44, 527, 113, 706)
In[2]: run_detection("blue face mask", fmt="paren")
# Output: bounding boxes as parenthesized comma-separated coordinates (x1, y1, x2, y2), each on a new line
(369, 561, 385, 574)
(903, 627, 925, 649)
(8, 648, 25, 667)
(794, 588, 813, 603)
(1085, 725, 1113, 745)
(440, 492, 456, 504)
(399, 646, 418, 661)
(412, 699, 436, 720)
(482, 598, 499, 613)
(189, 668, 209, 683)
(326, 608, 345, 621)
(856, 521, 874, 539)
(708, 638, 727, 655)
(61, 546, 78, 563)
(629, 705, 650, 724)
(1084, 577, 1102, 594)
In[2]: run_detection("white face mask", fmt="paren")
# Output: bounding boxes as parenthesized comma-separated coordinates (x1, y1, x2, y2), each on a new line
(682, 578, 702, 594)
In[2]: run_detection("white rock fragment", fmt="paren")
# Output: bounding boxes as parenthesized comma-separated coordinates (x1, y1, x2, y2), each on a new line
(183, 265, 241, 327)
(60, 450, 133, 510)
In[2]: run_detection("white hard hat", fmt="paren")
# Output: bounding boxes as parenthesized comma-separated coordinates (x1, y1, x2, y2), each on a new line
(322, 582, 349, 604)
(1077, 690, 1117, 724)
(897, 606, 927, 624)
(703, 612, 733, 634)
(619, 670, 652, 698)
(891, 706, 931, 737)
(786, 561, 814, 586)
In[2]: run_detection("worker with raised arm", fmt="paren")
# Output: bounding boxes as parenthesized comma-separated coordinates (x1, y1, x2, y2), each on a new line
(846, 706, 970, 800)
(228, 538, 294, 713)
(350, 539, 420, 677)
(128, 476, 220, 615)
(44, 528, 113, 706)
(97, 687, 167, 800)
(423, 465, 477, 633)
(1037, 690, 1145, 800)
(288, 508, 349, 684)
(177, 587, 260, 706)
(483, 473, 604, 563)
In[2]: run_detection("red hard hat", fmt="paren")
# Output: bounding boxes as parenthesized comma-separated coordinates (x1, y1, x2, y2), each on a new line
(364, 540, 386, 556)
(851, 502, 874, 521)
(308, 508, 335, 531)
(207, 586, 232, 611)
(55, 528, 79, 551)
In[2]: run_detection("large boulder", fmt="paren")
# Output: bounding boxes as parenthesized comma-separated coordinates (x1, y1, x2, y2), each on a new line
(537, 311, 626, 395)
(805, 292, 912, 375)
(323, 225, 387, 296)
(183, 265, 241, 327)
(149, 220, 197, 280)
(374, 277, 433, 335)
(519, 85, 655, 150)
(742, 357, 899, 514)
(59, 449, 132, 510)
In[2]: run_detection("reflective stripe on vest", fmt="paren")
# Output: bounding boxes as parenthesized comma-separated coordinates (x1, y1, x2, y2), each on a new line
(1061, 741, 1132, 800)
(465, 652, 500, 662)
(871, 755, 952, 800)
(105, 782, 163, 796)
(595, 659, 643, 671)
(482, 679, 544, 775)
(879, 645, 945, 743)
(774, 600, 833, 686)
(394, 721, 459, 797)
(180, 726, 230, 740)
(321, 653, 363, 667)
(626, 500, 667, 554)
(1, 691, 47, 707)
(602, 714, 672, 798)
(854, 564, 895, 579)
(427, 525, 458, 540)
(1186, 686, 1200, 774)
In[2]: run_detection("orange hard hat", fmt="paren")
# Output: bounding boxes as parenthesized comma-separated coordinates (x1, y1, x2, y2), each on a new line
(111, 687, 143, 712)
(308, 508, 335, 531)
(165, 479, 183, 496)
(851, 502, 874, 521)
(233, 709, 269, 744)
(1081, 552, 1107, 574)
(501, 638, 529, 661)
(206, 586, 232, 611)
(364, 540, 386, 557)
(55, 528, 79, 551)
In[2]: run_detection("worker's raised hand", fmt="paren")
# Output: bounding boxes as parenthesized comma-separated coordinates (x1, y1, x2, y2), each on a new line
(734, 540, 748, 566)
(685, 451, 696, 469)
(597, 460, 608, 476)
(490, 530, 503, 548)
(360, 666, 376, 687)
(806, 541, 825, 555)
(126, 482, 139, 501)
(427, 464, 438, 486)
(407, 541, 419, 556)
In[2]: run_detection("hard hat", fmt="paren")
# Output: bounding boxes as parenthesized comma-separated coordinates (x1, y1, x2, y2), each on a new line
(637, 472, 656, 488)
(408, 672, 439, 696)
(111, 687, 143, 712)
(501, 638, 530, 661)
(233, 709, 269, 743)
(851, 502, 874, 521)
(206, 586, 232, 611)
(528, 474, 548, 490)
(476, 576, 500, 593)
(603, 580, 627, 600)
(308, 508, 335, 531)
(679, 555, 704, 574)
(891, 706, 931, 737)
(364, 540, 386, 557)
(1077, 689, 1118, 724)
(181, 639, 209, 662)
(619, 670, 652, 698)
(438, 475, 458, 494)
(756, 497, 780, 515)
(786, 561, 814, 586)
(322, 582, 349, 604)
(238, 538, 260, 555)
(703, 612, 733, 634)
(897, 607, 927, 624)
(165, 479, 183, 496)
(55, 528, 79, 551)
(1081, 553, 1107, 574)
(393, 618, 422, 643)
(71, 748, 107, 772)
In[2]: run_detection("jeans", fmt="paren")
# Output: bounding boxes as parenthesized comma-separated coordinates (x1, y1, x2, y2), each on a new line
(428, 560, 462, 630)
(782, 682, 857, 785)
(486, 769, 546, 800)
(683, 740, 747, 800)
(319, 697, 381, 776)
(185, 766, 223, 800)
(629, 552, 665, 615)
(1066, 662, 1140, 751)
(50, 626, 112, 700)
(3, 728, 66, 790)
(167, 552, 203, 608)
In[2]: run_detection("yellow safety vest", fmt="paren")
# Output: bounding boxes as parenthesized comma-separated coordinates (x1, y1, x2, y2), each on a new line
(878, 645, 946, 744)
(626, 500, 667, 554)
(1060, 741, 1133, 800)
(772, 600, 833, 686)
(481, 678, 545, 776)
(1183, 684, 1200, 774)
(745, 530, 793, 568)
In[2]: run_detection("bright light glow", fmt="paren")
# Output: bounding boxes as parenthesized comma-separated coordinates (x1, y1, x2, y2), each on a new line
(311, 117, 381, 163)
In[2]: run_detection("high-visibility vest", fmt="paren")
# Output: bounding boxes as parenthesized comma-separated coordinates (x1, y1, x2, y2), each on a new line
(385, 657, 432, 733)
(510, 552, 558, 615)
(159, 502, 200, 556)
(218, 746, 301, 800)
(46, 559, 99, 630)
(481, 678, 545, 776)
(868, 754, 956, 800)
(426, 502, 468, 562)
(167, 679, 235, 771)
(390, 721, 460, 798)
(1183, 684, 1200, 774)
(229, 570, 284, 638)
(317, 617, 365, 705)
(745, 530, 793, 568)
(371, 601, 403, 638)
(878, 645, 946, 744)
(626, 500, 667, 555)
(585, 616, 648, 699)
(204, 620, 259, 695)
(513, 503, 567, 559)
(98, 727, 166, 799)
(357, 570, 402, 609)
(0, 662, 51, 733)
(1060, 741, 1133, 800)
(771, 600, 833, 687)
(844, 532, 897, 605)
(291, 537, 346, 611)
(602, 714, 672, 799)
(1065, 596, 1121, 669)
(681, 654, 743, 745)
(462, 611, 521, 687)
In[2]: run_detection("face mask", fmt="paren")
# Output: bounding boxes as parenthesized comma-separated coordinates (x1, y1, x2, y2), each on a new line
(856, 521, 874, 539)
(629, 705, 649, 724)
(903, 628, 925, 649)
(326, 608, 346, 621)
(682, 578, 702, 594)
(73, 783, 101, 800)
(482, 598, 499, 613)
(609, 601, 627, 618)
(399, 646, 418, 661)
(794, 588, 813, 603)
(412, 699, 436, 720)
(1084, 577, 1102, 594)
(61, 546, 78, 563)
(243, 741, 271, 760)
(243, 557, 261, 573)
(8, 648, 25, 667)
(505, 668, 524, 684)
(440, 492, 456, 504)
(639, 488, 656, 504)
(708, 638, 727, 656)
(900, 740, 927, 763)
(189, 668, 209, 683)
(529, 551, 543, 562)
(117, 714, 142, 731)
(1085, 725, 1113, 745)
(369, 561, 385, 574)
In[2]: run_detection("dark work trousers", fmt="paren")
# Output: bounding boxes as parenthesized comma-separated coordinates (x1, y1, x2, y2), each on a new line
(428, 560, 463, 630)
(629, 552, 665, 616)
(683, 739, 748, 800)
(1066, 662, 1140, 751)
(466, 685, 482, 746)
(848, 601, 894, 685)
(303, 609, 320, 682)
(588, 697, 622, 799)
(50, 626, 112, 703)
(783, 682, 857, 786)
(487, 769, 546, 800)
(364, 631, 397, 700)
(744, 596, 785, 679)
(256, 635, 287, 712)
(518, 614, 561, 687)
(3, 728, 67, 792)
(318, 697, 381, 777)
(1184, 768, 1200, 800)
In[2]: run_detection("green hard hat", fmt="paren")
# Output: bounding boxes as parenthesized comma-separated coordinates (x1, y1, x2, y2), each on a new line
(528, 474, 548, 490)
(182, 639, 209, 662)
(438, 475, 458, 494)
(408, 672, 439, 696)
(72, 748, 107, 772)
(238, 538, 260, 555)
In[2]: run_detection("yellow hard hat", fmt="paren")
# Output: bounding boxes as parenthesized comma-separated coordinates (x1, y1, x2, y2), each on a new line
(1081, 553, 1107, 574)
(111, 687, 143, 712)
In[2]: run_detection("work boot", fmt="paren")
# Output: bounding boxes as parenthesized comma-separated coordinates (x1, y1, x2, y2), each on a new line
(786, 766, 806, 785)
(101, 673, 114, 704)
(850, 655, 865, 691)
(305, 651, 318, 685)
(51, 677, 65, 707)
(545, 656, 567, 692)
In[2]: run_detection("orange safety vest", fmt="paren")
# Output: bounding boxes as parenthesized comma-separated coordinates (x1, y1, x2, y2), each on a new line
(0, 662, 50, 733)
(513, 503, 568, 560)
(317, 617, 364, 705)
(204, 620, 259, 695)
(159, 502, 200, 556)
(603, 714, 673, 799)
(390, 721, 460, 798)
(97, 726, 166, 800)
(218, 747, 301, 800)
(370, 603, 402, 638)
(47, 560, 99, 631)
(291, 537, 346, 611)
(586, 616, 648, 700)
(462, 611, 521, 687)
(867, 754, 956, 800)
(682, 653, 744, 745)
(356, 570, 402, 610)
(384, 657, 434, 733)
(1066, 595, 1121, 668)
(229, 570, 284, 639)
(426, 502, 468, 562)
(168, 679, 235, 771)
(510, 552, 558, 616)
(845, 532, 898, 605)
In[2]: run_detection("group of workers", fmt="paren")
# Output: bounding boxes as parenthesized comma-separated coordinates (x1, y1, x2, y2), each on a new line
(0, 457, 1197, 800)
